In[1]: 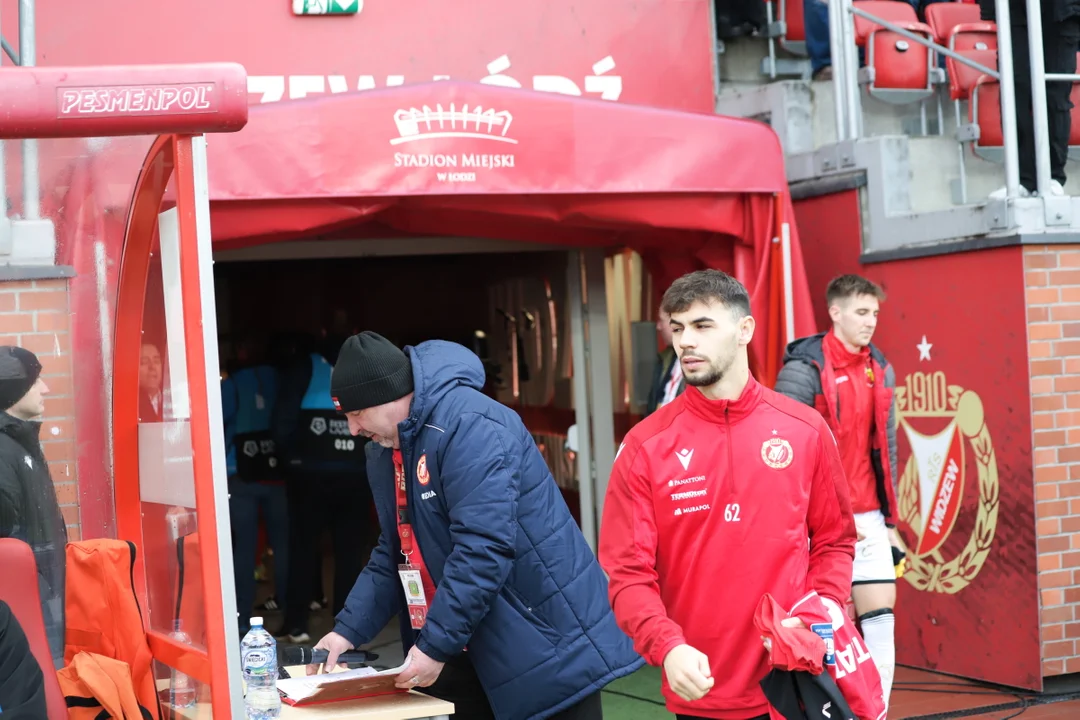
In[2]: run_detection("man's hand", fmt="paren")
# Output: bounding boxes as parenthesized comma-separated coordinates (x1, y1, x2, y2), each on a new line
(306, 631, 355, 676)
(762, 616, 807, 653)
(395, 644, 445, 689)
(662, 644, 714, 702)
(887, 526, 904, 549)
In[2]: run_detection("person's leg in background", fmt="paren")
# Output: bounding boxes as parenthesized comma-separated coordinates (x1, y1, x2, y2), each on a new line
(1043, 17, 1080, 191)
(282, 475, 317, 642)
(326, 474, 374, 616)
(228, 477, 259, 636)
(310, 532, 327, 610)
(261, 481, 290, 628)
(328, 475, 371, 617)
(804, 0, 833, 79)
(1012, 21, 1039, 193)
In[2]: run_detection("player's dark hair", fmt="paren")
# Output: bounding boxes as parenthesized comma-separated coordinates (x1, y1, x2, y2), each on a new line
(825, 274, 886, 307)
(660, 269, 751, 318)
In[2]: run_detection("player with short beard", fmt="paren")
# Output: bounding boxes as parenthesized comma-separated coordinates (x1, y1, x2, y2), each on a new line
(599, 269, 857, 720)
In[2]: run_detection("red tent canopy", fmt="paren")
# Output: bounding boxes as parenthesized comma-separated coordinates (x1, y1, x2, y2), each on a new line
(199, 81, 815, 383)
(47, 80, 814, 383)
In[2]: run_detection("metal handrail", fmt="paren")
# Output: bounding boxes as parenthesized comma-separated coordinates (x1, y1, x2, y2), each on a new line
(1, 36, 18, 65)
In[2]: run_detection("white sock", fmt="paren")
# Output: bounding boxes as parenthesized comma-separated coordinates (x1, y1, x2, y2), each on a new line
(860, 611, 896, 708)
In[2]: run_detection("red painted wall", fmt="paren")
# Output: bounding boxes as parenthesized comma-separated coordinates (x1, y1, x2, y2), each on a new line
(793, 189, 1041, 689)
(791, 189, 865, 330)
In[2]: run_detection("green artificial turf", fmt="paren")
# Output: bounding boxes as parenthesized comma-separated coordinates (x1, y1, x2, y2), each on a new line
(600, 665, 671, 719)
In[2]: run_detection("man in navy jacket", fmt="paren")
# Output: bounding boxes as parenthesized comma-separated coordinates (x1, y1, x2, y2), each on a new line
(309, 331, 642, 720)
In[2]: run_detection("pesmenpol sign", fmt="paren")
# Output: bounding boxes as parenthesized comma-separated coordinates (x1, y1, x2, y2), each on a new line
(391, 103, 517, 183)
(57, 83, 217, 117)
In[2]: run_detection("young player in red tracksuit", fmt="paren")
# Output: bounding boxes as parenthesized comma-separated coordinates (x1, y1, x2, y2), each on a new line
(775, 275, 900, 708)
(599, 270, 857, 720)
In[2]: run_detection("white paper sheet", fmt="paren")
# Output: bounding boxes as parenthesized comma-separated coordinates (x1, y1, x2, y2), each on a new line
(277, 658, 412, 701)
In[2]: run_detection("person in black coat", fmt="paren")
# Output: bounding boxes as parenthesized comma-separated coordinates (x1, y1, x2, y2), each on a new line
(0, 346, 67, 669)
(981, 0, 1080, 196)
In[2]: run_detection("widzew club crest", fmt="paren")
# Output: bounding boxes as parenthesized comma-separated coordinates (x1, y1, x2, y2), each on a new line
(896, 370, 999, 595)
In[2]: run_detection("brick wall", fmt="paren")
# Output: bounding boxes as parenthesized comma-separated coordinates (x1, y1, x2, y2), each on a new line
(1024, 244, 1080, 676)
(0, 278, 80, 541)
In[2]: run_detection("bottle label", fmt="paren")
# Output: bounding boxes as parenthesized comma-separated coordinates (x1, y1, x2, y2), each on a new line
(243, 647, 275, 675)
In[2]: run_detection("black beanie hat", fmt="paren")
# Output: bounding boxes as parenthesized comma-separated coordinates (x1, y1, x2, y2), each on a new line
(0, 346, 43, 412)
(330, 332, 414, 413)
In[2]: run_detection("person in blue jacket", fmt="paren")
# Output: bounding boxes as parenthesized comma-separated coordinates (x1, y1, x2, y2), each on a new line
(309, 331, 643, 720)
(221, 339, 286, 637)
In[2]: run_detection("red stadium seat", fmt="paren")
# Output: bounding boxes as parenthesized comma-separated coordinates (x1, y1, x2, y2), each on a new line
(0, 539, 68, 720)
(854, 2, 935, 102)
(947, 48, 997, 101)
(965, 52, 1080, 163)
(950, 49, 998, 203)
(950, 23, 997, 54)
(970, 75, 1003, 162)
(853, 1, 919, 45)
(925, 3, 983, 45)
(1071, 84, 1080, 145)
(779, 0, 807, 55)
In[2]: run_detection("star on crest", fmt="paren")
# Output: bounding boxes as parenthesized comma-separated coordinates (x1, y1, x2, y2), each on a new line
(917, 335, 933, 362)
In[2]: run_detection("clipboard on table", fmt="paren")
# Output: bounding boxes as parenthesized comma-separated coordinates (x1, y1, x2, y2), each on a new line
(276, 661, 412, 707)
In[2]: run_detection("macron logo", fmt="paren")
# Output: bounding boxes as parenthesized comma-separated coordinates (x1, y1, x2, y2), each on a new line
(675, 448, 694, 471)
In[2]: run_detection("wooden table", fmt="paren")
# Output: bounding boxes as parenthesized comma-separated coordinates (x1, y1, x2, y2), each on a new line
(157, 667, 455, 719)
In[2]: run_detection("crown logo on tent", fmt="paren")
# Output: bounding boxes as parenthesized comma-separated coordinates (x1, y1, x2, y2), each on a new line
(390, 104, 518, 145)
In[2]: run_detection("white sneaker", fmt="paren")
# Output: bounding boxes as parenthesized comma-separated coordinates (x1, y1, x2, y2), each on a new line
(1047, 180, 1066, 196)
(989, 185, 1031, 200)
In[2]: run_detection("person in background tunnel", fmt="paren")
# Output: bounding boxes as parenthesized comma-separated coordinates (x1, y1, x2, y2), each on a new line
(138, 341, 165, 422)
(273, 331, 372, 643)
(310, 332, 642, 719)
(775, 274, 901, 707)
(0, 346, 67, 669)
(221, 336, 287, 638)
(646, 306, 686, 415)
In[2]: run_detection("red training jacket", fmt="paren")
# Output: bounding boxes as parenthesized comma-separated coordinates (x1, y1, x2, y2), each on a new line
(787, 591, 887, 720)
(599, 377, 857, 719)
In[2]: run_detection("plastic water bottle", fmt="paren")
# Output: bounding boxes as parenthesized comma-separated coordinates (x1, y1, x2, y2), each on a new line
(168, 619, 197, 709)
(240, 617, 281, 719)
